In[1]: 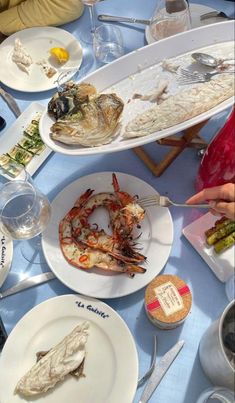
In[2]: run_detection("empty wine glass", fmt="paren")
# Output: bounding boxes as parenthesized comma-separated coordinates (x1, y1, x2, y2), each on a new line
(80, 0, 101, 44)
(0, 166, 51, 264)
(150, 0, 191, 41)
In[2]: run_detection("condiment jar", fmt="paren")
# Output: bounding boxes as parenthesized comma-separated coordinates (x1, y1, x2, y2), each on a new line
(145, 274, 192, 329)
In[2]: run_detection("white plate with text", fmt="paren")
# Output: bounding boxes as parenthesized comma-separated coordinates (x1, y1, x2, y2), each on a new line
(0, 231, 13, 287)
(0, 294, 138, 403)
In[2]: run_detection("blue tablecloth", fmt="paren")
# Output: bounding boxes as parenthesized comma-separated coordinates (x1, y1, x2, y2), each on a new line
(0, 1, 233, 402)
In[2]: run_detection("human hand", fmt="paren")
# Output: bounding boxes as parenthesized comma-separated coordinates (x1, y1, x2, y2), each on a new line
(186, 183, 235, 220)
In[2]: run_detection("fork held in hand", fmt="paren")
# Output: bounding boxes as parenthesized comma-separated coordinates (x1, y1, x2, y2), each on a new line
(139, 195, 209, 209)
(176, 68, 235, 85)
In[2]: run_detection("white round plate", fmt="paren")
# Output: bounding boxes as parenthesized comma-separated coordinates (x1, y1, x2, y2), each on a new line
(42, 172, 173, 298)
(0, 294, 138, 403)
(0, 27, 83, 92)
(145, 4, 229, 44)
(0, 231, 13, 287)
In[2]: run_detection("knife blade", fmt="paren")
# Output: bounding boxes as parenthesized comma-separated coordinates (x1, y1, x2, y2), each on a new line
(139, 340, 185, 403)
(200, 11, 233, 20)
(0, 87, 21, 118)
(98, 14, 151, 25)
(0, 272, 56, 299)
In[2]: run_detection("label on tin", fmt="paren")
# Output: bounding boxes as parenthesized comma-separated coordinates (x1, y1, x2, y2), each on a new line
(154, 281, 183, 316)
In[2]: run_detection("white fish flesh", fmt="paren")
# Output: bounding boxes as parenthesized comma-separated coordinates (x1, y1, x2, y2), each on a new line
(12, 38, 33, 74)
(15, 321, 89, 397)
(124, 75, 234, 138)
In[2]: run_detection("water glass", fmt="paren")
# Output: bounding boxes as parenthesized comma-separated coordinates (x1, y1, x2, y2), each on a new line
(150, 0, 191, 41)
(93, 24, 124, 64)
(196, 387, 235, 403)
(79, 0, 100, 44)
(0, 167, 51, 264)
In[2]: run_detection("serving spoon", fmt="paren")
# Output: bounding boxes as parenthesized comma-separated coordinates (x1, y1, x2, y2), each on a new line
(191, 52, 234, 68)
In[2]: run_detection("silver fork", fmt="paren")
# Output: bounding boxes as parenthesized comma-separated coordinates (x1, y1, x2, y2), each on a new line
(176, 68, 235, 85)
(137, 335, 157, 387)
(138, 195, 209, 209)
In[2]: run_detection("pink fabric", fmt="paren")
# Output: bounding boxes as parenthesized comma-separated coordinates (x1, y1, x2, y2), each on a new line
(196, 108, 235, 192)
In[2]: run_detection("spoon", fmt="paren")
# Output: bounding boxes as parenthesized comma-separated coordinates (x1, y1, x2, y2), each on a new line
(191, 52, 234, 68)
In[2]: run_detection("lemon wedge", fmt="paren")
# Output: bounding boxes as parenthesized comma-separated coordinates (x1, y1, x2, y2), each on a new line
(50, 47, 69, 64)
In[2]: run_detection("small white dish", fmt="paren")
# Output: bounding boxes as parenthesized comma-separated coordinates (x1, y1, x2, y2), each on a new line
(0, 231, 13, 287)
(42, 172, 173, 298)
(0, 27, 83, 92)
(145, 4, 229, 44)
(183, 212, 234, 282)
(0, 102, 52, 181)
(0, 294, 138, 403)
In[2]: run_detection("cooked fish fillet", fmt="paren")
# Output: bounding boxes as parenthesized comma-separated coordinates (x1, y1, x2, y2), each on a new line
(124, 75, 234, 138)
(12, 38, 32, 74)
(15, 321, 89, 397)
(50, 93, 124, 146)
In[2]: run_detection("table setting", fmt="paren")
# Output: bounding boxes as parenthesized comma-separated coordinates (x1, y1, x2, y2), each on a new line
(0, 0, 234, 402)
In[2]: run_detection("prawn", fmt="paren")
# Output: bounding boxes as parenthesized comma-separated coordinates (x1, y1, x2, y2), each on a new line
(59, 215, 146, 274)
(70, 187, 146, 263)
(111, 173, 145, 238)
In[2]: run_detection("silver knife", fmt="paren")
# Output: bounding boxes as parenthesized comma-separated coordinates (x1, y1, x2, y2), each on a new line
(98, 14, 151, 25)
(0, 87, 21, 118)
(0, 272, 56, 299)
(200, 11, 233, 20)
(139, 340, 185, 403)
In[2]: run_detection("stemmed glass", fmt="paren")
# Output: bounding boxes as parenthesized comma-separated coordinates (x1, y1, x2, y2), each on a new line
(80, 0, 101, 44)
(0, 164, 51, 264)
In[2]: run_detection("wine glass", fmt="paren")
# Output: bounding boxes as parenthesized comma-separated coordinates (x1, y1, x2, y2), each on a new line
(0, 166, 51, 264)
(150, 0, 191, 41)
(80, 0, 101, 44)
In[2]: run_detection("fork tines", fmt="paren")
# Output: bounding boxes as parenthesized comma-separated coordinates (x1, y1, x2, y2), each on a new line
(176, 68, 206, 85)
(138, 195, 162, 208)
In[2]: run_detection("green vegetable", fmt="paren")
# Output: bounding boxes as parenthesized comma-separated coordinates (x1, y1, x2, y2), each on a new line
(206, 221, 235, 246)
(214, 231, 235, 254)
(205, 216, 231, 238)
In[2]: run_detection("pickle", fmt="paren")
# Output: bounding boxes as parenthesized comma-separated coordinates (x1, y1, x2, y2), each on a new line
(214, 231, 235, 254)
(206, 221, 235, 246)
